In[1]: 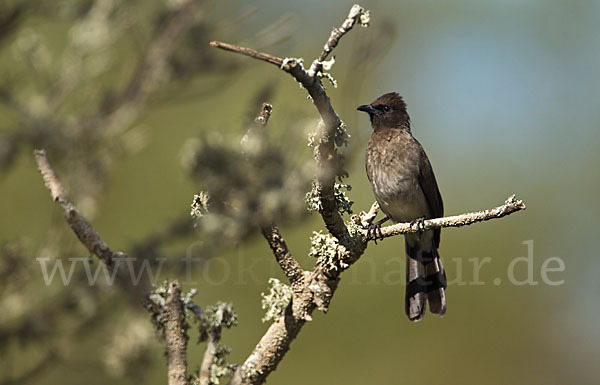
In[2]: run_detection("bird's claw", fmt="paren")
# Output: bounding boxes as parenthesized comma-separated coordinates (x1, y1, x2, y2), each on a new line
(409, 217, 426, 232)
(367, 222, 384, 244)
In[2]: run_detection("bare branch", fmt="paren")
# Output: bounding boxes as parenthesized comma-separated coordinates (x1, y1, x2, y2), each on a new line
(33, 149, 123, 269)
(353, 201, 380, 228)
(164, 281, 190, 385)
(209, 41, 283, 66)
(244, 102, 304, 285)
(310, 4, 370, 74)
(376, 195, 526, 239)
(260, 225, 304, 286)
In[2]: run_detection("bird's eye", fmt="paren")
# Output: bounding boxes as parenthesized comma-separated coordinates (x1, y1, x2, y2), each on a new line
(382, 105, 390, 112)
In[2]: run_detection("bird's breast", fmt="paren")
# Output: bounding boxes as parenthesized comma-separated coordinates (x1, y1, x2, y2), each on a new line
(366, 131, 429, 222)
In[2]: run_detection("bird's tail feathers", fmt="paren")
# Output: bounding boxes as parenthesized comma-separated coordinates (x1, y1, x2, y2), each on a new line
(405, 241, 447, 321)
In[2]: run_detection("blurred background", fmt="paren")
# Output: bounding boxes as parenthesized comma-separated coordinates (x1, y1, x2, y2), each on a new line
(1, 0, 599, 384)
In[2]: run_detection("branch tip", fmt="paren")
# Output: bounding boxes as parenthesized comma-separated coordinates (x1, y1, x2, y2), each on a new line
(372, 195, 527, 240)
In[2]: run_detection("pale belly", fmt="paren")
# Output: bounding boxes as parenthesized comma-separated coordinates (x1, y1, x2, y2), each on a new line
(372, 176, 430, 223)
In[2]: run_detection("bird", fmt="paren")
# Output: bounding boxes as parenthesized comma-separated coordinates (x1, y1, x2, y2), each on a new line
(357, 92, 447, 321)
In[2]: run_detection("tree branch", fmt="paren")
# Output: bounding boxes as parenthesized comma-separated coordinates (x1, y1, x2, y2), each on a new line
(36, 149, 195, 385)
(208, 42, 283, 67)
(34, 5, 529, 385)
(199, 329, 221, 385)
(33, 149, 123, 269)
(253, 102, 273, 125)
(232, 195, 526, 385)
(245, 102, 305, 286)
(310, 4, 370, 74)
(210, 5, 370, 243)
(260, 225, 304, 286)
(373, 195, 526, 239)
(165, 281, 190, 385)
(212, 6, 527, 385)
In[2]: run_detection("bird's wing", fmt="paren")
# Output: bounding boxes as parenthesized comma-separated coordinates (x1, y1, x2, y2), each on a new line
(416, 144, 444, 247)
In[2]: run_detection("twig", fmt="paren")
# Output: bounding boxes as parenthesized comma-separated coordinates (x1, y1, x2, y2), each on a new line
(211, 7, 371, 242)
(376, 195, 526, 239)
(199, 330, 221, 385)
(211, 11, 365, 242)
(209, 42, 283, 66)
(310, 4, 370, 74)
(253, 103, 273, 125)
(246, 102, 304, 286)
(36, 150, 193, 384)
(165, 281, 190, 385)
(33, 149, 123, 269)
(353, 201, 380, 228)
(260, 225, 304, 286)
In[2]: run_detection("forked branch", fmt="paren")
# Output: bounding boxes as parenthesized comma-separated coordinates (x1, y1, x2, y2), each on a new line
(34, 5, 528, 385)
(35, 150, 196, 385)
(247, 103, 305, 286)
(212, 5, 527, 385)
(210, 4, 371, 243)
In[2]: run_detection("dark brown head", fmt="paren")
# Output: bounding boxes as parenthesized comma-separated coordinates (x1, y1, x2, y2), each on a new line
(357, 92, 410, 131)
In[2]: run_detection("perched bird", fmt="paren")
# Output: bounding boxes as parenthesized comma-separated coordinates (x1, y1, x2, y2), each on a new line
(358, 92, 447, 321)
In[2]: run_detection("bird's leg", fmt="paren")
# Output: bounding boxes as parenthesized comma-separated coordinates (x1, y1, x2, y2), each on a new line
(368, 216, 389, 244)
(409, 217, 426, 233)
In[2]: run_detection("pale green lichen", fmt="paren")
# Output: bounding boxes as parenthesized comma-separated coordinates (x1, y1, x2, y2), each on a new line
(318, 71, 337, 88)
(334, 121, 350, 147)
(209, 344, 235, 385)
(306, 182, 353, 215)
(242, 362, 263, 380)
(188, 301, 238, 385)
(359, 10, 370, 27)
(334, 183, 353, 215)
(197, 301, 238, 343)
(261, 278, 292, 322)
(348, 4, 370, 28)
(307, 131, 316, 149)
(189, 343, 236, 385)
(346, 219, 368, 242)
(144, 280, 171, 331)
(190, 192, 210, 220)
(309, 231, 349, 271)
(305, 181, 322, 212)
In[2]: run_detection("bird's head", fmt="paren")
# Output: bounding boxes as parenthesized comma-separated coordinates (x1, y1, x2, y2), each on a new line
(357, 92, 410, 131)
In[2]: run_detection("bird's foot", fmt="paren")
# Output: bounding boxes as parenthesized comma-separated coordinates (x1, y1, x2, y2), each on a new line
(367, 216, 389, 244)
(409, 217, 426, 232)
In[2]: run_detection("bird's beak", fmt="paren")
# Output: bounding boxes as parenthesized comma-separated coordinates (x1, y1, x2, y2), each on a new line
(357, 104, 376, 114)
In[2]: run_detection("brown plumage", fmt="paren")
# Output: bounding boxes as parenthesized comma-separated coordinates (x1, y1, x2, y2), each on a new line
(358, 92, 447, 321)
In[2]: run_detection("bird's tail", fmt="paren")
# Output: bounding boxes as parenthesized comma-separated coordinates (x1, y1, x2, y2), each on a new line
(405, 235, 447, 321)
